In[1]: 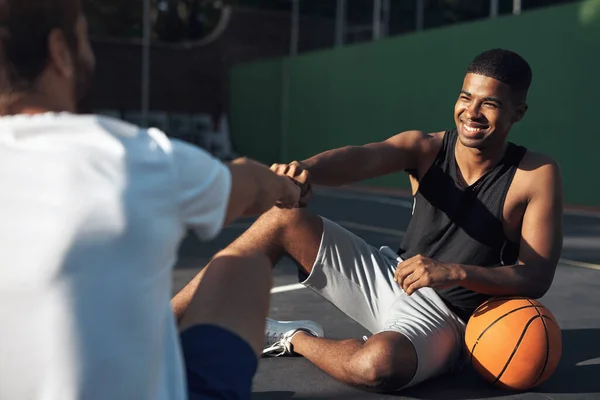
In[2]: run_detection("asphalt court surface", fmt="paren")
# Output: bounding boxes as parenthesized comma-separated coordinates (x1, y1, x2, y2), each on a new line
(173, 187, 600, 400)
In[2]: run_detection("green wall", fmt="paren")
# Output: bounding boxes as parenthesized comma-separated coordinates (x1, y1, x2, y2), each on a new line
(230, 0, 600, 206)
(230, 59, 283, 164)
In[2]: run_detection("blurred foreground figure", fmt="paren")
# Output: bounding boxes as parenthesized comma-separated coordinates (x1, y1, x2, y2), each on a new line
(0, 1, 305, 399)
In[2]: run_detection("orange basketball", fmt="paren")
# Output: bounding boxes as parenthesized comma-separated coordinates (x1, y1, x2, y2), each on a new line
(464, 297, 562, 391)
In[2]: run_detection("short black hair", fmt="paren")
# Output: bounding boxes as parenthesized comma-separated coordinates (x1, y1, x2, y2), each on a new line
(0, 0, 81, 94)
(466, 49, 532, 100)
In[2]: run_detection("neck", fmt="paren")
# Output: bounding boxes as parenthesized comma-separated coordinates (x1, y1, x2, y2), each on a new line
(0, 92, 75, 116)
(454, 139, 508, 185)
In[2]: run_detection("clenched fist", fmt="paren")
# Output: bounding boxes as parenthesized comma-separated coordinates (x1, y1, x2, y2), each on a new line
(270, 161, 313, 207)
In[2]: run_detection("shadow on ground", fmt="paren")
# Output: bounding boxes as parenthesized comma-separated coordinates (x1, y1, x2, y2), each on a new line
(252, 329, 600, 400)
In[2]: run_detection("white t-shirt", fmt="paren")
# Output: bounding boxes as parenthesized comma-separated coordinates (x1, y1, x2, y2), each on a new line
(0, 113, 231, 400)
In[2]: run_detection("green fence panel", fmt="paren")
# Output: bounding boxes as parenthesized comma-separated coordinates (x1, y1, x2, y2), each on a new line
(231, 0, 600, 206)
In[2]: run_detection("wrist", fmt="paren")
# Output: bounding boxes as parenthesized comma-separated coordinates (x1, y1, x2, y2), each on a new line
(277, 174, 291, 196)
(452, 264, 468, 284)
(295, 159, 315, 176)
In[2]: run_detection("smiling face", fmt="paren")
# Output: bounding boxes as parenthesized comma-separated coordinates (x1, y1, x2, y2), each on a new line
(454, 72, 529, 151)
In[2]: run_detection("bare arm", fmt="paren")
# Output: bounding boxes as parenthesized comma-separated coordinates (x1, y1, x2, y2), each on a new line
(299, 130, 433, 186)
(171, 158, 300, 322)
(223, 157, 302, 225)
(456, 160, 564, 298)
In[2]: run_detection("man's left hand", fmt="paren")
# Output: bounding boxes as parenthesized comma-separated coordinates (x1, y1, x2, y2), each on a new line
(394, 255, 465, 295)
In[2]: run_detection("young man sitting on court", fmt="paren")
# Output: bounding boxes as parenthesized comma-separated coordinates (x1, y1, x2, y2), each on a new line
(172, 49, 564, 392)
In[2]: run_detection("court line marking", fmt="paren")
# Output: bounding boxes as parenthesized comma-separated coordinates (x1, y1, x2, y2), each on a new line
(576, 357, 600, 366)
(271, 283, 305, 294)
(559, 258, 600, 271)
(563, 209, 600, 218)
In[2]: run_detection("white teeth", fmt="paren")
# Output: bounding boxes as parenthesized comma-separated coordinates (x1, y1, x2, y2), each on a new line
(463, 124, 484, 133)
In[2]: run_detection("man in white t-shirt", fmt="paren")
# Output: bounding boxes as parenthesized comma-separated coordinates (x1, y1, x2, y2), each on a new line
(0, 1, 306, 399)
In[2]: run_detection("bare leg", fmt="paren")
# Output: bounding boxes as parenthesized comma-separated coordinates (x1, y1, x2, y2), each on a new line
(172, 207, 323, 320)
(173, 208, 417, 392)
(178, 248, 273, 356)
(290, 331, 418, 392)
(172, 267, 209, 322)
(227, 207, 324, 269)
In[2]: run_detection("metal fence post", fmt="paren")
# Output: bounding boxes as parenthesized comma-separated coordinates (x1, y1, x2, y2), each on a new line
(335, 0, 346, 47)
(141, 0, 151, 127)
(416, 0, 425, 32)
(383, 0, 391, 37)
(290, 0, 300, 56)
(373, 0, 382, 40)
(490, 0, 499, 18)
(513, 0, 522, 15)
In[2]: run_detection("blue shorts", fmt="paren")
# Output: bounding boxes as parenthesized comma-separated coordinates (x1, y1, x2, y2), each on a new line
(181, 325, 258, 400)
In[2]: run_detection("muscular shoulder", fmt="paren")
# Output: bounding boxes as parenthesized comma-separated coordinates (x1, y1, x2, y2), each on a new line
(382, 129, 444, 159)
(516, 150, 563, 202)
(386, 130, 444, 178)
(520, 151, 561, 185)
(385, 130, 443, 151)
(425, 131, 446, 153)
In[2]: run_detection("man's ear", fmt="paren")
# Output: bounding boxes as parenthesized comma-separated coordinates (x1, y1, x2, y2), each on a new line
(47, 28, 74, 79)
(513, 103, 528, 123)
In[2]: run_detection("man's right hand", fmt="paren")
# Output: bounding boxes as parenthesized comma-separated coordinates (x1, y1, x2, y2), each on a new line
(275, 175, 302, 209)
(270, 161, 313, 207)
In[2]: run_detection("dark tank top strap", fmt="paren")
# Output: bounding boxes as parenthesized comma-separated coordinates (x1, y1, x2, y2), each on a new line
(437, 129, 458, 169)
(405, 129, 457, 180)
(504, 142, 528, 168)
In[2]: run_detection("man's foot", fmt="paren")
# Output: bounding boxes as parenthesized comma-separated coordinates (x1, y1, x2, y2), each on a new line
(262, 318, 324, 357)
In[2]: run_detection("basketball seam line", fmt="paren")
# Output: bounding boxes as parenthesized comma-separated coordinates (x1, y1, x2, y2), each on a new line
(530, 315, 554, 388)
(473, 296, 528, 314)
(473, 297, 547, 315)
(527, 299, 551, 389)
(469, 304, 539, 364)
(492, 315, 541, 386)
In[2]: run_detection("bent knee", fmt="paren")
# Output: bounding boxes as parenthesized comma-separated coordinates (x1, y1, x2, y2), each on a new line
(348, 335, 417, 392)
(351, 360, 414, 393)
(259, 207, 322, 239)
(262, 206, 313, 226)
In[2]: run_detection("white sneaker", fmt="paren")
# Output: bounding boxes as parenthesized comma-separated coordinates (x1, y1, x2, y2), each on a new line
(262, 318, 324, 357)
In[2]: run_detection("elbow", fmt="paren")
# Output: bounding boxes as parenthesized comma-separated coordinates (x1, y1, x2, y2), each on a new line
(527, 278, 553, 300)
(528, 288, 548, 300)
(520, 261, 556, 300)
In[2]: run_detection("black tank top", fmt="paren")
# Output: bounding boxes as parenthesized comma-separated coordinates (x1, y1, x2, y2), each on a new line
(398, 129, 527, 323)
